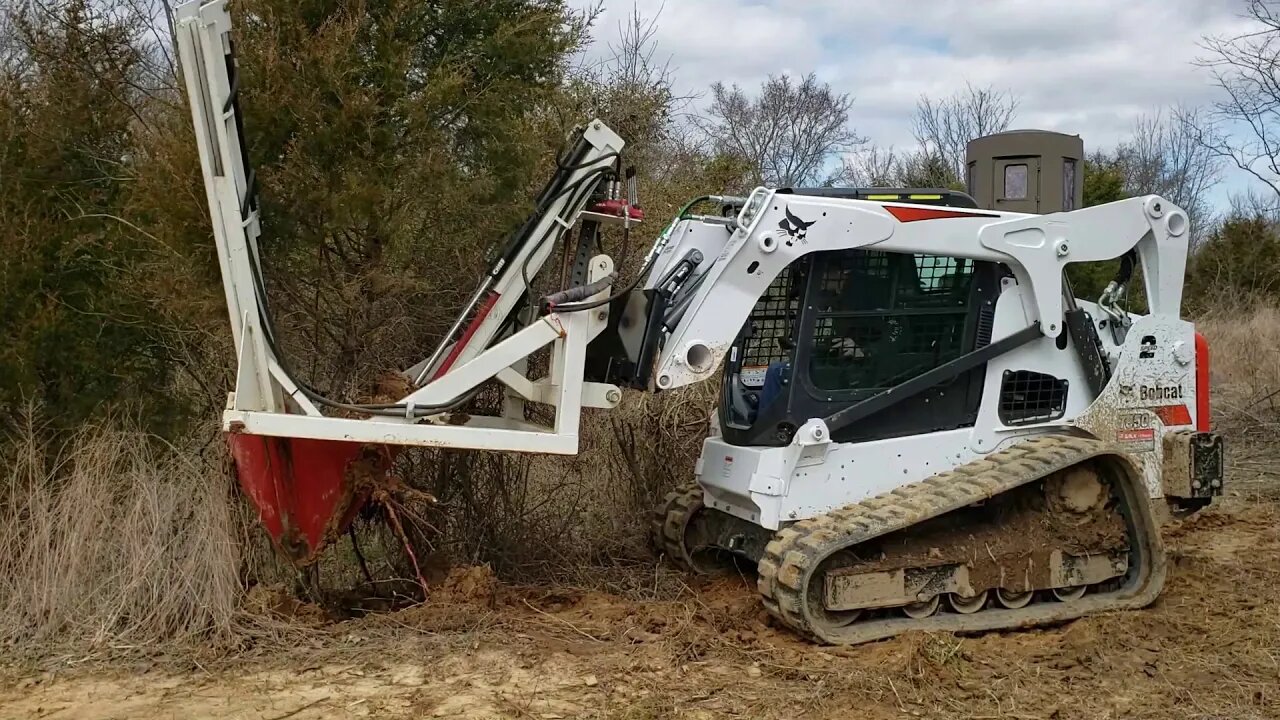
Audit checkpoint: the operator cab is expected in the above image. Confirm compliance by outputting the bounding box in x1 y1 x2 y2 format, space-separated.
720 188 1003 447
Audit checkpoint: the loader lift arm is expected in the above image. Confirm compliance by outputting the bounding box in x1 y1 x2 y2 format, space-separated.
637 187 1189 394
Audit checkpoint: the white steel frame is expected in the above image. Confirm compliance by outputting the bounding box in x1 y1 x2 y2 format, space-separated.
177 0 623 454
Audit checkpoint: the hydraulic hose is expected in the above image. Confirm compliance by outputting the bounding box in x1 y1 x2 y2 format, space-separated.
549 193 715 314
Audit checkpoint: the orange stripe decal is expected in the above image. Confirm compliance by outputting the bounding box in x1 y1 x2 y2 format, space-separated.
1150 404 1193 426
884 206 998 222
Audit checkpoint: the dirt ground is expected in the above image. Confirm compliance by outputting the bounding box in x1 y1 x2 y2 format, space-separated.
2 488 1277 720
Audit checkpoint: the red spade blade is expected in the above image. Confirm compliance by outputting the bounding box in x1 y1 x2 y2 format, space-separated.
226 432 389 565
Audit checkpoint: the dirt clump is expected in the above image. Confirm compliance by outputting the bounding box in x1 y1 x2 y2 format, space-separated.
363 371 416 405
243 584 331 626
432 565 498 604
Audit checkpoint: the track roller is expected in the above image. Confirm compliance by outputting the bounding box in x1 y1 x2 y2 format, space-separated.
995 588 1034 609
903 596 940 618
948 591 988 614
1053 585 1087 602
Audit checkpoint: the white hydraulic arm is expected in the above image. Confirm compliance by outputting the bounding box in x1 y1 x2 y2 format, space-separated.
175 0 281 415
176 0 629 454
404 119 628 387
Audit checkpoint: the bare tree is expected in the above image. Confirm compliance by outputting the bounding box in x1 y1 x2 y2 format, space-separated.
840 144 899 186
699 73 864 187
839 144 963 189
1117 107 1222 239
572 4 679 144
15 0 177 104
1228 186 1280 221
912 82 1019 182
604 5 666 91
121 0 177 84
893 148 958 189
567 2 738 198
1195 1 1280 202
0 4 25 72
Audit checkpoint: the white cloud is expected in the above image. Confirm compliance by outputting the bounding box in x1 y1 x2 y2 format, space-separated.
585 0 820 88
582 0 1262 205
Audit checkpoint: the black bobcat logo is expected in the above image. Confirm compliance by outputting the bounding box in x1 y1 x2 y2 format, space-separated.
778 207 816 247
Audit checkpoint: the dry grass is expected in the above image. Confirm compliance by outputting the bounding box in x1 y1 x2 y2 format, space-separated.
0 374 717 661
390 380 719 590
0 306 1277 718
10 494 1275 718
1196 300 1280 498
1198 301 1280 431
0 412 245 655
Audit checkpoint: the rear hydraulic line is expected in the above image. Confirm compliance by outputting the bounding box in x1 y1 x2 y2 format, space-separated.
624 248 705 389
414 132 610 385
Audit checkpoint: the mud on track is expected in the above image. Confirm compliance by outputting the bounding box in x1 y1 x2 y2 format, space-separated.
1 496 1277 720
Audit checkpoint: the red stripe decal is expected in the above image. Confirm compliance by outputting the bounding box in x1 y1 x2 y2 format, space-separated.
885 206 997 222
1150 404 1193 427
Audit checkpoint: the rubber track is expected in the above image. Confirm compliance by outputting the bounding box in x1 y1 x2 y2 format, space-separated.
756 435 1167 645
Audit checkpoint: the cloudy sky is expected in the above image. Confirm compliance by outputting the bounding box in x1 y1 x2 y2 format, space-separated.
583 0 1260 207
